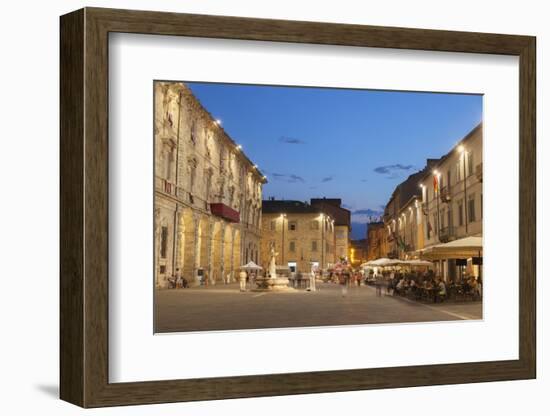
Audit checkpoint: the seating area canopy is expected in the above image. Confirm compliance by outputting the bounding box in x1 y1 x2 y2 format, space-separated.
419 236 483 260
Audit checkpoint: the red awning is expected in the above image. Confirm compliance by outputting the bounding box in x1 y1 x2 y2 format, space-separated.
210 203 240 223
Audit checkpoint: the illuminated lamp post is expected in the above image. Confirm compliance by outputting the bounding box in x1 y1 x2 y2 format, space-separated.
280 213 287 265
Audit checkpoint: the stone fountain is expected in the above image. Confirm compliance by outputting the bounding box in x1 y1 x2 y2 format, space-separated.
253 247 294 292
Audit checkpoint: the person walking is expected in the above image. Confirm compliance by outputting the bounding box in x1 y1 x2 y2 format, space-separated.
238 269 247 292
375 273 383 297
340 272 349 297
308 269 316 292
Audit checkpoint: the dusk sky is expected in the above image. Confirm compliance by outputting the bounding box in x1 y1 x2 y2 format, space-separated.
187 82 482 240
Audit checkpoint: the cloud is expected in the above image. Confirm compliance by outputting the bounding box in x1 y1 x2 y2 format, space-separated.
289 174 305 183
361 179 368 183
279 136 306 145
353 208 383 217
342 203 353 209
271 172 305 183
321 176 334 183
373 164 415 175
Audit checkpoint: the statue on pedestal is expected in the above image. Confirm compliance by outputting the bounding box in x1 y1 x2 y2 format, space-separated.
268 246 279 278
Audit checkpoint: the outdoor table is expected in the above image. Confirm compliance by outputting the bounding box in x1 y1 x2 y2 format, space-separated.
418 287 437 302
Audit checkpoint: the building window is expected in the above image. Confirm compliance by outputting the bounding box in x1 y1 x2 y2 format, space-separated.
289 221 297 231
289 241 296 252
204 170 213 202
160 226 168 259
466 151 474 177
311 220 319 230
447 208 453 228
162 148 173 181
188 158 197 191
311 240 318 252
270 220 276 231
468 194 476 222
457 200 464 226
190 123 197 145
447 170 451 189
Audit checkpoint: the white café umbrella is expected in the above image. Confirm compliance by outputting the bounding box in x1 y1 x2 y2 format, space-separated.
370 258 406 267
240 261 263 270
419 236 483 260
403 259 434 267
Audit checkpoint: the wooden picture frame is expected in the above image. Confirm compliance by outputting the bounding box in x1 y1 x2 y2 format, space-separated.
60 7 536 408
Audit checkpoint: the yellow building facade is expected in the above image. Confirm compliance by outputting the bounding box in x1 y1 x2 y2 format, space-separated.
260 200 336 274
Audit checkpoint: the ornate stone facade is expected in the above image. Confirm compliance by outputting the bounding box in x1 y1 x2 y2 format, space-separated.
154 82 265 287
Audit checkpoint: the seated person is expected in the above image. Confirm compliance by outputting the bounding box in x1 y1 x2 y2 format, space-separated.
434 279 446 302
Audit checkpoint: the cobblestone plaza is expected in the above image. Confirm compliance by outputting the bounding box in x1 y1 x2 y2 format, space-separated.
155 283 482 333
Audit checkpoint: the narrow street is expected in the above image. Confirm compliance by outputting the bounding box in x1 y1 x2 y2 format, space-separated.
155 283 482 332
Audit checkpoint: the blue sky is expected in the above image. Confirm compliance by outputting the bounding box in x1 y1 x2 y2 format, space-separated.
187 82 482 239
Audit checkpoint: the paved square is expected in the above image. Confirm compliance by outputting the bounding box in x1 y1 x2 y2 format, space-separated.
155 283 482 332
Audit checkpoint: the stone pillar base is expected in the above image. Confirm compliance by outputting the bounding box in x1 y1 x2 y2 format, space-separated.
253 277 295 292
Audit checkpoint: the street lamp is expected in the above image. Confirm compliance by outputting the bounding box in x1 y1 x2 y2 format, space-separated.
280 213 287 265
321 214 325 263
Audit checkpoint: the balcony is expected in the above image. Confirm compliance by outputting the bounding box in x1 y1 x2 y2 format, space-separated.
155 176 176 196
210 203 240 223
439 226 456 243
476 163 483 182
440 186 451 203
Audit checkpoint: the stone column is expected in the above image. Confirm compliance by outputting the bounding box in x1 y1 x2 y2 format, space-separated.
192 212 201 285
230 226 237 282
174 210 185 271
220 222 226 284
207 218 215 285
240 227 246 266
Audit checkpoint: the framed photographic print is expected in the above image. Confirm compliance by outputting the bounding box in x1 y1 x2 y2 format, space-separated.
60 7 536 408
